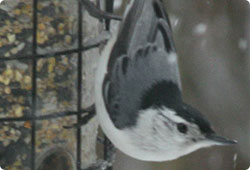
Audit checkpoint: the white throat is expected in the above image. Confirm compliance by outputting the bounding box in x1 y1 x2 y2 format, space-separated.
123 108 215 161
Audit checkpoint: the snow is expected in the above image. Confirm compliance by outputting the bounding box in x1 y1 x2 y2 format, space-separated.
193 23 207 35
233 153 238 169
238 38 248 50
206 1 211 5
168 52 177 64
114 0 122 10
170 15 180 28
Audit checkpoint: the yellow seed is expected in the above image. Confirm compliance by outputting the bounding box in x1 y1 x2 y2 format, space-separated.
0 75 10 85
15 106 23 117
10 48 18 55
4 52 10 57
24 84 32 90
24 76 31 84
10 128 15 134
15 70 23 81
51 124 59 129
13 9 21 15
5 20 10 25
37 4 43 10
18 96 25 103
65 35 72 44
26 4 32 10
62 57 68 65
7 34 16 43
22 153 27 160
4 87 11 94
48 58 56 73
37 32 46 44
3 140 10 147
48 27 56 34
0 75 4 82
13 159 22 166
38 23 46 30
5 67 14 77
58 23 64 31
24 121 31 129
2 38 8 45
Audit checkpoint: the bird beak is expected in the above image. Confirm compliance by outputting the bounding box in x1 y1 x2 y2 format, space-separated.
206 134 237 145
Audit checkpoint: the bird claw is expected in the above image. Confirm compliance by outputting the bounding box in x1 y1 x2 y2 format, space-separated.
63 105 96 129
81 104 96 113
84 30 111 48
82 139 116 170
80 0 122 21
82 160 112 170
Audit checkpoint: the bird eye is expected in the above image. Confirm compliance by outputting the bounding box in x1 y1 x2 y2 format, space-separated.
177 123 188 134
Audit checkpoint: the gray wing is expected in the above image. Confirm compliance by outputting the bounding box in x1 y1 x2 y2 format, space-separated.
103 0 181 129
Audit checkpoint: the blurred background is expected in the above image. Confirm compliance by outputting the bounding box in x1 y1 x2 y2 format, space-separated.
0 0 249 170
113 0 250 170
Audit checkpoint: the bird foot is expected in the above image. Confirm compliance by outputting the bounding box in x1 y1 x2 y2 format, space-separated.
82 159 113 170
80 0 122 21
64 104 96 129
84 30 111 48
82 139 116 170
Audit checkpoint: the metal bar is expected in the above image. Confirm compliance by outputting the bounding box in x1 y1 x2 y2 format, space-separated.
0 43 100 61
31 0 38 169
0 110 83 122
104 1 113 169
77 1 83 169
105 0 114 30
104 136 108 160
104 136 112 170
0 0 107 169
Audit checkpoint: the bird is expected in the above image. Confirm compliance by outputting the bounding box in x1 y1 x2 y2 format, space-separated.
84 0 237 163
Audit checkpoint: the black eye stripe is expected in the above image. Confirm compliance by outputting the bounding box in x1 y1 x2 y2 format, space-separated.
177 123 188 134
158 112 188 133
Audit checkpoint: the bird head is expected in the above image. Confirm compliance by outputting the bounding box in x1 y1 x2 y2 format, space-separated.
133 104 237 161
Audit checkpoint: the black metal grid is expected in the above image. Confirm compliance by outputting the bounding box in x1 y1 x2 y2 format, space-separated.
0 0 113 169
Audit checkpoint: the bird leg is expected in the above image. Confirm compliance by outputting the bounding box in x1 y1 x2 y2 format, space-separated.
64 105 116 170
64 104 96 129
82 137 116 170
83 30 111 48
80 0 122 21
81 0 122 48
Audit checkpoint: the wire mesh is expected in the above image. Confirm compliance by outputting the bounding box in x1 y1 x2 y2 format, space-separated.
0 0 113 169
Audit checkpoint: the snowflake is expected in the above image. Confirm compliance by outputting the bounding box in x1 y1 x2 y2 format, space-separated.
246 0 250 3
247 166 250 170
238 38 248 50
0 166 3 170
193 23 207 35
0 0 3 4
114 0 122 10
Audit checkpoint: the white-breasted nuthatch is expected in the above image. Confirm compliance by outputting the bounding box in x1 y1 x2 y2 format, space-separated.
87 0 237 162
